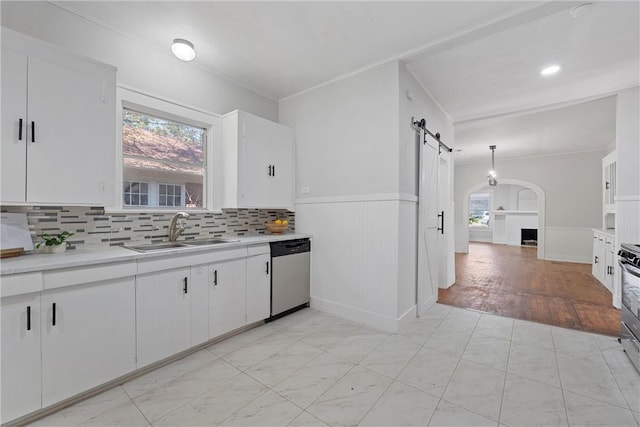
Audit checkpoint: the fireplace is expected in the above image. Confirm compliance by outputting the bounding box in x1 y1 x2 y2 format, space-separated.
521 228 538 246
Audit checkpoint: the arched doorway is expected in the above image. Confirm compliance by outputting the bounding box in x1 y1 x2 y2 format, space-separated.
460 179 546 260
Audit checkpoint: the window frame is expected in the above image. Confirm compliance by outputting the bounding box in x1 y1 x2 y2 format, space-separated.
469 191 493 229
111 86 220 213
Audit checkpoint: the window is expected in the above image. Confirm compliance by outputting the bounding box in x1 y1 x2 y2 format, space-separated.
159 184 183 207
122 108 206 209
469 192 491 228
124 181 149 206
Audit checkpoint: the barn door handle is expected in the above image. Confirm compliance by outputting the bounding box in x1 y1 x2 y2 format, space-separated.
183 277 188 294
438 211 444 234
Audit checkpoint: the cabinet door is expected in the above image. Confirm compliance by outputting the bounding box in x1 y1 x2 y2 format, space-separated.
238 114 272 208
136 268 191 367
605 248 615 293
190 264 209 346
26 55 114 205
41 279 136 406
1 48 28 203
209 259 246 339
246 254 271 324
592 235 605 283
269 125 295 209
1 293 41 423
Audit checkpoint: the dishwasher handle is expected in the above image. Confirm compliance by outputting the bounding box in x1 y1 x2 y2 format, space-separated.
270 239 310 257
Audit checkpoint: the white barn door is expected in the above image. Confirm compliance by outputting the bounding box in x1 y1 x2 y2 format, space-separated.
417 132 440 316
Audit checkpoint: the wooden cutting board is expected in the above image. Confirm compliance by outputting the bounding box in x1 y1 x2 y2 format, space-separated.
1 248 24 259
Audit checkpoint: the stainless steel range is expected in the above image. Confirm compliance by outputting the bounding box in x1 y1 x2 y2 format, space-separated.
619 243 640 372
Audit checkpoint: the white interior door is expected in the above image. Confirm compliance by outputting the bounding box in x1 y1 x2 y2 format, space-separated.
417 132 440 316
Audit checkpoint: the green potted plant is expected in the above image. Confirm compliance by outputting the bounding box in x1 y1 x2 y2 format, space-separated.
36 231 74 254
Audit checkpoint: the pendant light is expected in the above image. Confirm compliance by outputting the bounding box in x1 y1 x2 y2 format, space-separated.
171 38 196 62
488 145 498 186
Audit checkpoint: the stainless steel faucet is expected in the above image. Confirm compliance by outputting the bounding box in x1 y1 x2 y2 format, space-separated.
168 212 190 241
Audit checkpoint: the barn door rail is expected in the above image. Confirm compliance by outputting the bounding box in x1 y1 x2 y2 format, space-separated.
411 117 453 154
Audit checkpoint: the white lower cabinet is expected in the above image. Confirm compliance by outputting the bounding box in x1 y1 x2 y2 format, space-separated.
40 278 136 406
246 251 271 324
136 267 191 368
592 230 616 294
1 293 42 423
209 259 247 339
190 264 209 347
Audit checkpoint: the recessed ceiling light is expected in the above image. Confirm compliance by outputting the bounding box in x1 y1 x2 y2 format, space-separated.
171 38 196 62
540 65 561 76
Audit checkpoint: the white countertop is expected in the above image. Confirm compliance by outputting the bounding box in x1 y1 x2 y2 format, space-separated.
592 228 616 238
1 233 311 276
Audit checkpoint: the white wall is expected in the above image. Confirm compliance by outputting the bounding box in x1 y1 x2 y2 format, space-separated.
280 61 404 331
1 1 277 120
281 60 451 331
615 87 640 247
280 61 399 199
455 151 604 263
398 63 455 305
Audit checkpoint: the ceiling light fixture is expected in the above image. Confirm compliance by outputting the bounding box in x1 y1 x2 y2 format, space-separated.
171 38 196 62
540 64 561 76
570 2 593 18
487 145 498 186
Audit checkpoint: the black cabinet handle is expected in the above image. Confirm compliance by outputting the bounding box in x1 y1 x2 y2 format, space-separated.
266 261 269 275
213 270 218 286
183 277 188 294
27 306 31 331
19 118 23 141
605 181 610 190
595 256 599 264
268 165 272 176
272 165 275 177
52 303 56 326
438 211 444 234
31 121 35 143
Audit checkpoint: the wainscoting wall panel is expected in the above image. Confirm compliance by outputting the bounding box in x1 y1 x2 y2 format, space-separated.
296 197 404 332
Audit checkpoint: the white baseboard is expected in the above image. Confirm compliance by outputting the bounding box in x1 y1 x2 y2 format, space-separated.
544 254 592 264
398 305 417 329
417 295 437 318
310 296 405 333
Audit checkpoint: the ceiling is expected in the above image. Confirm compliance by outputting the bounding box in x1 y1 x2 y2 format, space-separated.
35 1 640 160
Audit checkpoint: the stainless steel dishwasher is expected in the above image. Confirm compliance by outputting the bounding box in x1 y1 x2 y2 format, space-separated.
270 238 311 318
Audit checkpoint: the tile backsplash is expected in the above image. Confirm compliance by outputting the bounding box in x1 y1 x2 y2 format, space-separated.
1 206 295 250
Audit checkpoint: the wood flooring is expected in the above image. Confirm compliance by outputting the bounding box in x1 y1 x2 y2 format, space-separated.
438 242 620 336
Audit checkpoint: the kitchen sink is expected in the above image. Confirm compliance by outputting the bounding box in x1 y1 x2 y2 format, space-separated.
127 242 189 252
184 238 240 246
127 238 240 252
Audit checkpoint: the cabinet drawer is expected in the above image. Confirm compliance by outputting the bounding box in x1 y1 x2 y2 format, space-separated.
43 261 137 290
136 248 247 275
1 272 43 297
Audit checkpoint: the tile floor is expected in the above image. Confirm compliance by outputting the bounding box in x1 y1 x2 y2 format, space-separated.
30 304 640 426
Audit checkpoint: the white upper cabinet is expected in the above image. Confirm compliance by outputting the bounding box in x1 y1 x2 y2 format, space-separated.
1 29 116 206
221 110 295 210
602 151 617 214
